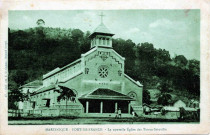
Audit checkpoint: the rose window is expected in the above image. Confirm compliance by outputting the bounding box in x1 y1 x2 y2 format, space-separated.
128 92 137 99
98 66 108 78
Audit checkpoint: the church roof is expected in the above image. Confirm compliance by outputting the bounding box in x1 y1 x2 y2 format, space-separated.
124 74 143 87
94 23 112 33
89 23 114 38
79 88 135 101
43 58 81 80
32 84 56 95
20 80 43 88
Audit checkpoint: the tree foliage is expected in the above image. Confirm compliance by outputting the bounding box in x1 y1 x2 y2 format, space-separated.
157 93 172 106
8 27 200 103
57 85 76 102
143 86 151 104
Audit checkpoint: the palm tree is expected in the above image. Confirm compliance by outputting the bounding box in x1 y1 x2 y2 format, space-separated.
57 85 76 115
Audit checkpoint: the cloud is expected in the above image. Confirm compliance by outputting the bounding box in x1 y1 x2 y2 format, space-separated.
70 11 99 32
148 18 189 40
149 19 173 29
149 18 188 32
127 27 140 34
116 27 141 43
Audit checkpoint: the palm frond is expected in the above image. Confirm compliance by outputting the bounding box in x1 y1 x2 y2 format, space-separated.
57 85 76 102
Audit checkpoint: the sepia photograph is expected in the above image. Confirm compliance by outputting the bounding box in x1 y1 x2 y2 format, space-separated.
8 10 200 125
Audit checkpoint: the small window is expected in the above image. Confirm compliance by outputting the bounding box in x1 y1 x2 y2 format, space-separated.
118 70 122 76
46 99 50 107
85 68 89 74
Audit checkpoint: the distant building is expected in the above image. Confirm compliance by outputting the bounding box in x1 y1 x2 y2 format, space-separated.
188 99 199 108
173 100 187 108
36 19 45 27
20 80 43 94
161 99 199 119
162 106 180 119
20 15 143 117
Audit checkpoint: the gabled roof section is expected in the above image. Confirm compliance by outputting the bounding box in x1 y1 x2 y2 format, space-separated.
43 58 81 80
20 80 43 88
81 47 97 57
32 84 56 95
124 74 143 87
112 49 125 60
89 23 114 38
94 23 112 34
79 88 135 101
170 99 187 105
59 72 83 83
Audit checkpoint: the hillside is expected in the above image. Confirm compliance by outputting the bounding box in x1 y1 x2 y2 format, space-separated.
8 27 200 106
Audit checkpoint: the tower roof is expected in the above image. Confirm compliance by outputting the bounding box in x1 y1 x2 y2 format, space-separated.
89 23 114 38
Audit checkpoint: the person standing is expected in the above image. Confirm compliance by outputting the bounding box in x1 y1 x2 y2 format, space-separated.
115 108 118 119
132 111 135 117
118 108 122 118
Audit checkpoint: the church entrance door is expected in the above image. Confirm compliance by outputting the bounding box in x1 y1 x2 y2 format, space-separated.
82 100 129 114
103 100 115 113
89 100 100 113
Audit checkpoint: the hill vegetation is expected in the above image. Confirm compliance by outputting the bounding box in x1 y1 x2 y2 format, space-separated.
8 26 200 108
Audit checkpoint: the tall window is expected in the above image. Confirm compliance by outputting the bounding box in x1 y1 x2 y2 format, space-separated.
85 68 89 74
107 39 110 45
94 38 96 45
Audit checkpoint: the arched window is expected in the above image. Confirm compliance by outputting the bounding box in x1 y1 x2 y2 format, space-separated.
127 92 137 100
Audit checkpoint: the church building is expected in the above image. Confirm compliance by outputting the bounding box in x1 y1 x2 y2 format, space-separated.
21 15 143 117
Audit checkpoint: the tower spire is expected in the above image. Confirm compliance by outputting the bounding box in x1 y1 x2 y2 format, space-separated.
99 12 105 24
89 12 114 49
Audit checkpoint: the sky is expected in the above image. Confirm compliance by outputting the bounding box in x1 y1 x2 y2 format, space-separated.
9 10 200 60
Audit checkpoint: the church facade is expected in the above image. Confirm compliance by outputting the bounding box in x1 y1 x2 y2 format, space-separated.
21 21 143 117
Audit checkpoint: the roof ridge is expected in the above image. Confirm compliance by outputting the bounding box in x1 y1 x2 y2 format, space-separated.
92 23 113 35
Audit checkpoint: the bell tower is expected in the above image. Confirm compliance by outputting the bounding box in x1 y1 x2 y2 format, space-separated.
89 12 114 48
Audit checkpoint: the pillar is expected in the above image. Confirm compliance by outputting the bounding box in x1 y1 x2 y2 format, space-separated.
110 39 112 47
91 40 93 47
96 38 99 45
107 38 110 46
86 101 89 113
102 38 105 45
100 101 103 113
99 38 101 45
128 102 131 114
115 102 118 111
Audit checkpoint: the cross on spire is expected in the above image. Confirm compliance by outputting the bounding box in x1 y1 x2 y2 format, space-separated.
99 12 105 23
